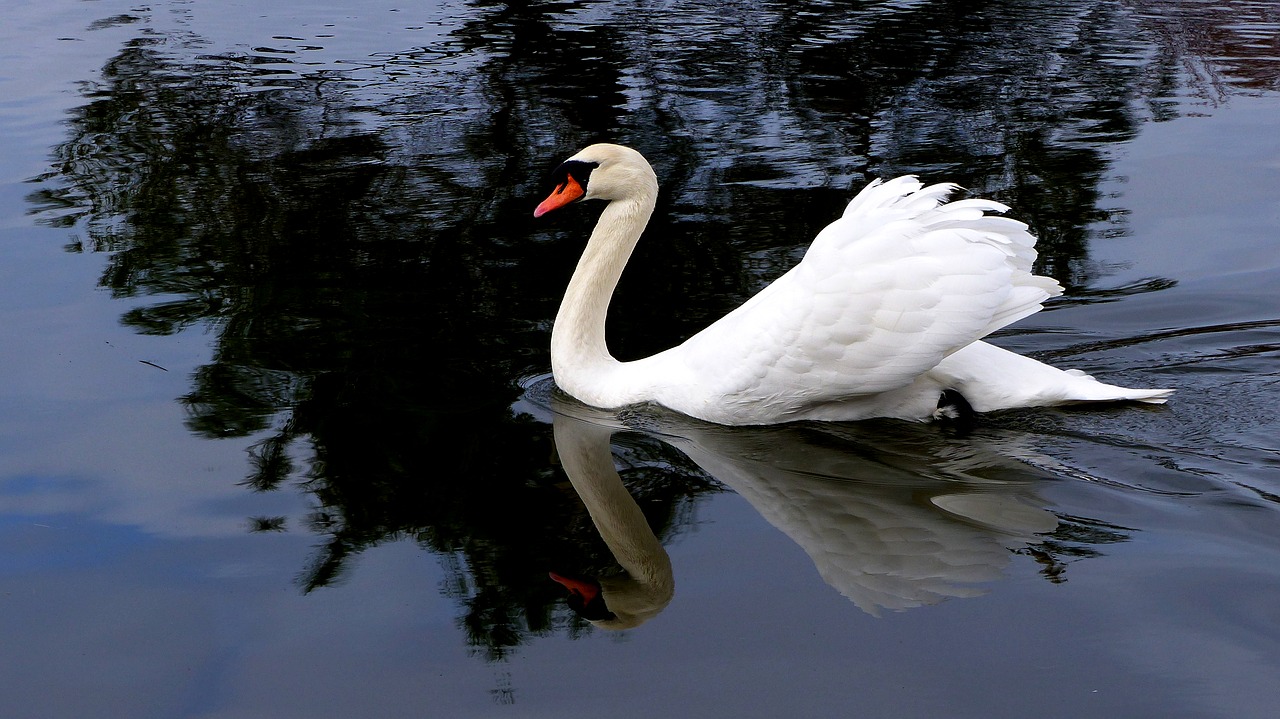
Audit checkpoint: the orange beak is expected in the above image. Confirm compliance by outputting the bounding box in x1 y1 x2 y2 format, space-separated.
549 572 601 604
534 174 585 217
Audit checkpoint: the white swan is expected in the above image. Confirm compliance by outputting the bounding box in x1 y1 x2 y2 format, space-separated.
535 143 1172 425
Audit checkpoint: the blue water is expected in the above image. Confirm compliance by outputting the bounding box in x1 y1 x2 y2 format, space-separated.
2 1 1280 717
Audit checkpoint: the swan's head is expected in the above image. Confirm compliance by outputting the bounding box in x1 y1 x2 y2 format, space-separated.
550 570 670 631
534 143 657 218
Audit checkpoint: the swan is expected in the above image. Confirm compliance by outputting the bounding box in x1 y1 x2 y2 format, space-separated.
534 143 1172 425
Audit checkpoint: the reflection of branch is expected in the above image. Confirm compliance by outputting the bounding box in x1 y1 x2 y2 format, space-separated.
248 516 287 533
1128 0 1280 99
298 533 352 593
243 420 297 492
1018 512 1134 583
1038 317 1280 363
1047 276 1179 306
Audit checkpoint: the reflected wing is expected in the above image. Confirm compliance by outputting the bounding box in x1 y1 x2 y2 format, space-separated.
674 177 1062 408
731 471 1043 615
659 422 1058 616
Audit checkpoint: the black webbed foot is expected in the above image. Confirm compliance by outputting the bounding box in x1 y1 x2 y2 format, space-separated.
934 389 977 435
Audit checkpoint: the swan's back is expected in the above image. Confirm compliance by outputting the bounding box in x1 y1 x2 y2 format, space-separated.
643 178 1064 423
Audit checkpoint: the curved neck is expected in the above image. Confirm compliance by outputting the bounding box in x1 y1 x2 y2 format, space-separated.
551 187 656 405
552 414 673 628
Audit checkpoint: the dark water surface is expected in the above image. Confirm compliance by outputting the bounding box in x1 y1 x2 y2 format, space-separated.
3 1 1280 716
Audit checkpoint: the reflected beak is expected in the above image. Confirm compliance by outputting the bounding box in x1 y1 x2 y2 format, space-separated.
549 571 616 622
549 571 601 604
534 175 585 217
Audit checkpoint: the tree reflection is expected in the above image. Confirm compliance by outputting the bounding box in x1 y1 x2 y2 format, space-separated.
26 0 1271 661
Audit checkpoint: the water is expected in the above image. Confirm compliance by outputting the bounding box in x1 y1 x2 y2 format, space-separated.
2 0 1279 716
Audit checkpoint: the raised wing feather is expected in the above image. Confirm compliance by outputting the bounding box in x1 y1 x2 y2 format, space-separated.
669 177 1063 415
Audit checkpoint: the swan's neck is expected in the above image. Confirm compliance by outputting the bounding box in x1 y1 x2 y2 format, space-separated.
552 189 656 406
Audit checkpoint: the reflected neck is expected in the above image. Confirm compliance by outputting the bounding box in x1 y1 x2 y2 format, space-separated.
552 414 674 627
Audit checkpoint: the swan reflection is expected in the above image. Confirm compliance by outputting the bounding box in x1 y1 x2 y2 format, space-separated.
540 389 1059 624
551 413 675 630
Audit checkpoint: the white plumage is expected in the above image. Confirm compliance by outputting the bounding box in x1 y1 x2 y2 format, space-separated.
536 144 1172 425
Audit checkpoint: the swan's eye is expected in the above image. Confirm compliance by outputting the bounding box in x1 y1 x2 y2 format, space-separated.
558 159 599 190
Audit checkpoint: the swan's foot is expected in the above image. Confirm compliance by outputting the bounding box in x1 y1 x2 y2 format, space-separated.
933 389 976 433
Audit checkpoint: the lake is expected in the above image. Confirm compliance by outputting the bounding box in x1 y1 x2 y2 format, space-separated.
2 1 1279 717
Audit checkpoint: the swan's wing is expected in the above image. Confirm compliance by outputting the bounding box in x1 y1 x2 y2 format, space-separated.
672 177 1062 410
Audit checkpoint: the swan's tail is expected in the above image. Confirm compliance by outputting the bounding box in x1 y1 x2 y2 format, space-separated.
936 341 1173 412
1059 368 1173 404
